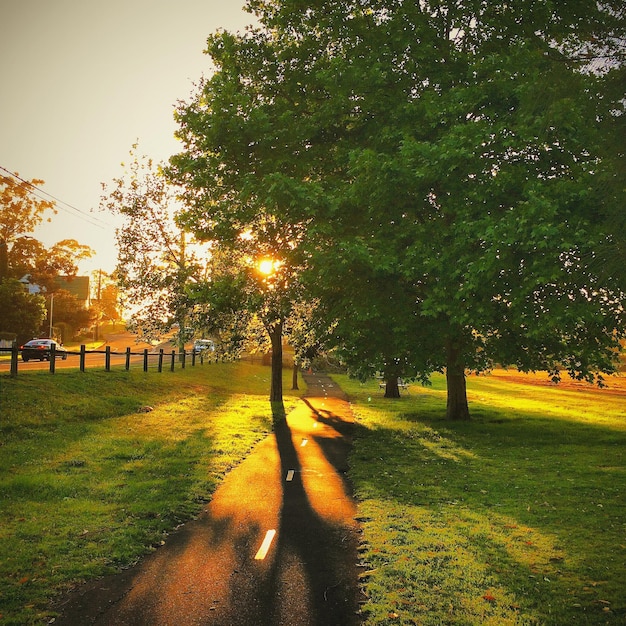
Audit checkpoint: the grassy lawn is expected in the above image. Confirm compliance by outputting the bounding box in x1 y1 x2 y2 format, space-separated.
0 362 301 625
338 371 626 625
2 361 624 625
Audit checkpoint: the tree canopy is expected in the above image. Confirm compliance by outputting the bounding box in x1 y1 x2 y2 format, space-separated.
101 146 211 349
169 0 625 417
0 172 92 287
0 279 46 345
1 171 94 342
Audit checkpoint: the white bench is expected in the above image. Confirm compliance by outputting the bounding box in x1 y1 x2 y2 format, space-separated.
378 379 409 390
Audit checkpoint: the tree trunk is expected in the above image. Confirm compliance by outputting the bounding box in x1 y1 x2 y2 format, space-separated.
269 321 283 403
383 362 402 398
384 377 401 398
445 340 470 420
292 362 299 390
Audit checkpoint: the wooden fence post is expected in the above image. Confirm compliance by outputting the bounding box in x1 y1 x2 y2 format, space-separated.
143 349 149 372
105 346 111 371
170 350 176 372
49 344 56 374
80 345 86 372
125 347 131 370
158 349 164 372
10 342 18 377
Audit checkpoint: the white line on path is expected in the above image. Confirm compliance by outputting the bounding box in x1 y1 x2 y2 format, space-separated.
254 530 276 560
301 438 308 447
286 469 295 482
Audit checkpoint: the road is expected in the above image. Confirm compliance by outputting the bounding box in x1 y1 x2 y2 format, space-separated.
0 333 179 373
53 372 363 626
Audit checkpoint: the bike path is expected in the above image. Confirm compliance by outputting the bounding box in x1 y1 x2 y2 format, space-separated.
54 372 363 625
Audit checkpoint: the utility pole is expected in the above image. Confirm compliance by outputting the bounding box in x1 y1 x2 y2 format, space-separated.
94 269 102 341
48 293 54 339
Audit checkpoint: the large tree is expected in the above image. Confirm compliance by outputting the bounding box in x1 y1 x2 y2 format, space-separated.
171 0 625 418
168 30 315 403
0 171 54 282
174 210 308 404
0 279 46 345
101 146 210 350
0 172 92 286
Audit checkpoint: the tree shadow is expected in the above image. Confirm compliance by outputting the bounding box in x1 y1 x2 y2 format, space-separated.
270 400 287 424
53 395 362 626
260 415 362 626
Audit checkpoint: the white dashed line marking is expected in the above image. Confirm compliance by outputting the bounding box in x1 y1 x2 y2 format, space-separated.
286 470 295 482
254 530 276 560
301 438 308 447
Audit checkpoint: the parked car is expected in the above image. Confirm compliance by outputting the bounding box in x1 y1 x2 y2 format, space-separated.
20 339 68 361
192 339 215 354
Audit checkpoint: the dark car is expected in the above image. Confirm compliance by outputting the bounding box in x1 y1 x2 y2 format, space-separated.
20 339 68 362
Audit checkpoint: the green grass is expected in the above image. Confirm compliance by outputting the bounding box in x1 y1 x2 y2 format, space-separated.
337 372 626 626
0 362 301 625
2 363 624 625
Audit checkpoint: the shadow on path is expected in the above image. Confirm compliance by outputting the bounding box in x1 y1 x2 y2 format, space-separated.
53 372 362 625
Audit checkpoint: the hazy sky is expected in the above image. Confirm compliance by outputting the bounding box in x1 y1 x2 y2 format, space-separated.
1 0 256 275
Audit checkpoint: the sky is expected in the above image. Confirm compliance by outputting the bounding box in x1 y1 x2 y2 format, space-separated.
1 0 256 276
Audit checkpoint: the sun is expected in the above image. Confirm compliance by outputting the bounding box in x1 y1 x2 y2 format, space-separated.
258 259 276 275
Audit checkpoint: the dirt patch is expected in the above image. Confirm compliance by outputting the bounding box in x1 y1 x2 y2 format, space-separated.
485 369 626 396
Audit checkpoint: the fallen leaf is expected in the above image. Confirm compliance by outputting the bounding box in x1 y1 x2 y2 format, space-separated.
483 593 497 603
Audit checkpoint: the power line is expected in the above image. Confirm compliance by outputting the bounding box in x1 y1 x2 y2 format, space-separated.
0 165 113 230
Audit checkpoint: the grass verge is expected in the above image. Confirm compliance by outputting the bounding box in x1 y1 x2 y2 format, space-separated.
0 362 301 625
337 371 626 626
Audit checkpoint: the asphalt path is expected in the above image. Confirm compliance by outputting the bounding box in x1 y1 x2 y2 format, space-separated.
53 372 364 625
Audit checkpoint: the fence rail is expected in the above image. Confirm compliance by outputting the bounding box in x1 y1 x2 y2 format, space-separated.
0 344 214 377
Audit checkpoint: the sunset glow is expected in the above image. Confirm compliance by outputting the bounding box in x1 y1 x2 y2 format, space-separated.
258 259 277 275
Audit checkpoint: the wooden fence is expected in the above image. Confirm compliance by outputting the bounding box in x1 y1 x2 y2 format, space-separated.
0 344 214 377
